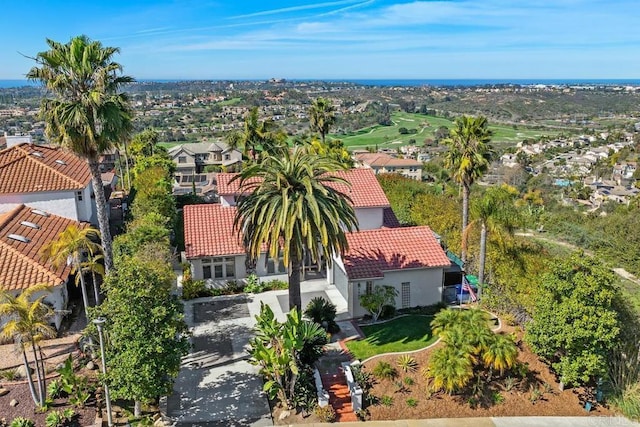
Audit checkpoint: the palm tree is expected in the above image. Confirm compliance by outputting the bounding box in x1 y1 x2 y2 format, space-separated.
40 225 102 321
79 253 105 305
309 97 336 144
27 35 134 273
443 115 493 264
227 107 287 161
482 334 518 376
463 185 519 297
233 146 359 310
425 345 474 394
0 284 56 407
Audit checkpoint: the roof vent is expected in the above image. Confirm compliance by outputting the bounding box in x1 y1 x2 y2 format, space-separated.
31 209 50 217
8 234 31 243
20 221 40 229
31 151 44 158
55 159 67 165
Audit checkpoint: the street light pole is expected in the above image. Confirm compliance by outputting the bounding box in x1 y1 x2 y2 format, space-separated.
93 317 113 427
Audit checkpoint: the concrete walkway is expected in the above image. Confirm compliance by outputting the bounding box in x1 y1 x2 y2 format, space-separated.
289 416 639 427
166 280 349 426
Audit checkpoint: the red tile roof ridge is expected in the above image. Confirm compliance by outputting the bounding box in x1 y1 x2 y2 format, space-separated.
0 204 23 230
13 144 88 188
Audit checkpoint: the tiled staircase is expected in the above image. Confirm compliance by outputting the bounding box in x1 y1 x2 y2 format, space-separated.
321 371 357 422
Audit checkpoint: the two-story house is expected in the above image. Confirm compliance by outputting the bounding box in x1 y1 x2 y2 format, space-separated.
0 143 97 224
0 204 89 330
183 168 452 318
353 152 423 181
169 141 242 176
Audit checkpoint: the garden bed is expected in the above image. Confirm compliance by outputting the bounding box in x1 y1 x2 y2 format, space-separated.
359 325 613 420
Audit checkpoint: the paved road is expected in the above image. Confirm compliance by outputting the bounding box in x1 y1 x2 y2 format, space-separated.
166 295 272 427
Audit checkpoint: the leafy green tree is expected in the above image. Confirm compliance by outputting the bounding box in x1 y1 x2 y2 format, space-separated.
40 225 102 321
96 255 189 416
525 254 621 387
463 185 520 294
443 115 493 264
248 303 327 409
309 97 336 144
113 213 171 262
0 284 56 406
233 146 358 310
301 137 352 168
27 35 134 273
359 285 398 322
131 166 176 224
129 128 162 158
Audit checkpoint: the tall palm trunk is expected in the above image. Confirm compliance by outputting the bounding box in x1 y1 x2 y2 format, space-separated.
31 342 44 406
76 257 91 321
461 182 470 265
134 400 142 417
92 269 101 305
478 221 488 301
88 159 114 273
21 349 39 405
288 251 302 311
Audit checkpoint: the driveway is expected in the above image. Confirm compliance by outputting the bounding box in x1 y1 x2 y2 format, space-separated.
166 295 272 427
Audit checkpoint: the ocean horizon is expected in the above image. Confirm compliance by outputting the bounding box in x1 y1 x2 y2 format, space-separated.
2 78 640 89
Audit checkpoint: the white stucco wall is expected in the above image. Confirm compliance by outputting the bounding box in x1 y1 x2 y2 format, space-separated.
0 191 80 221
354 207 384 230
189 253 289 287
0 285 67 333
348 267 444 318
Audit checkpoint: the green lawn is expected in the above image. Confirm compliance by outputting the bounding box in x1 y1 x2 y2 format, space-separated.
346 315 436 361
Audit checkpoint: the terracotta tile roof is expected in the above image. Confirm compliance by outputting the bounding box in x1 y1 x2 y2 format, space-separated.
355 152 423 168
183 204 244 259
0 204 87 291
0 143 91 194
217 169 390 208
342 226 450 280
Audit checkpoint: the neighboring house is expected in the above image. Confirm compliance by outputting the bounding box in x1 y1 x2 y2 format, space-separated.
353 152 423 181
173 172 217 202
0 204 88 330
0 133 32 149
216 169 394 230
168 141 242 176
98 148 119 173
184 168 452 318
329 226 451 318
0 143 97 224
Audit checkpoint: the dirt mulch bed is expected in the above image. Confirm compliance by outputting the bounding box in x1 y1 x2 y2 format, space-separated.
361 325 613 420
0 382 98 427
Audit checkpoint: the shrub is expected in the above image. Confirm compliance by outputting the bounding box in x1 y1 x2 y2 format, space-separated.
45 412 64 427
529 385 543 403
492 391 505 404
244 274 264 293
406 397 418 407
380 304 396 320
380 395 394 406
372 361 397 380
224 280 243 294
264 279 288 290
612 382 640 421
47 379 65 398
502 376 516 392
313 405 336 423
403 376 414 386
0 368 18 381
304 297 337 328
10 419 34 427
182 278 207 300
397 355 418 373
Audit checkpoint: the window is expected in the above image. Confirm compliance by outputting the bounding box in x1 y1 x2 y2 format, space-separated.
365 281 373 295
267 257 286 274
76 191 83 201
401 282 411 308
178 156 187 163
204 257 235 279
224 154 231 160
203 265 212 279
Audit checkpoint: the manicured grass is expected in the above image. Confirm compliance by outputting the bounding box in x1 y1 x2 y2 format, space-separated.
346 315 436 361
335 112 565 149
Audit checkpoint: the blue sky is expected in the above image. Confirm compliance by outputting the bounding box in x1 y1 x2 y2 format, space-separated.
2 0 638 80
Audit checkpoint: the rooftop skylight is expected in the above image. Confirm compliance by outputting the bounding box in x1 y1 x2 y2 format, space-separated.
7 234 30 243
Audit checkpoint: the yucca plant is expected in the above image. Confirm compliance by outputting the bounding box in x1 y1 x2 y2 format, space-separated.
397 355 418 373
